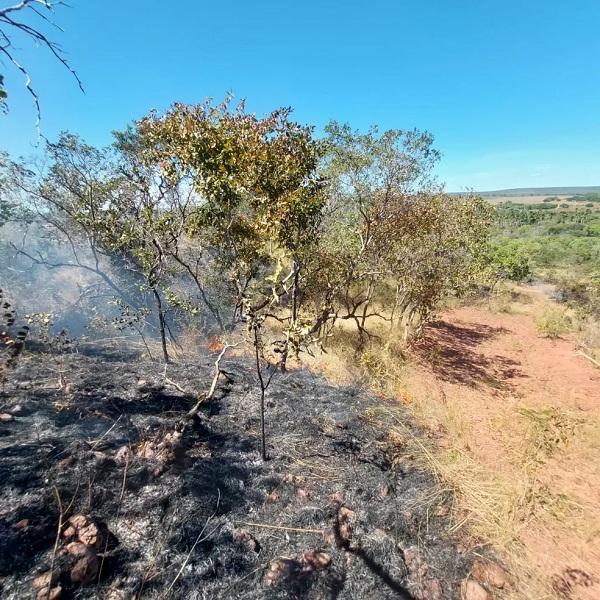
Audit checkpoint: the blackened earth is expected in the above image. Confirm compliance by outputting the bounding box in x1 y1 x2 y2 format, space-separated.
1 345 481 599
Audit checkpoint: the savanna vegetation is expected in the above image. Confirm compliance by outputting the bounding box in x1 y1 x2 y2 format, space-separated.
2 4 599 600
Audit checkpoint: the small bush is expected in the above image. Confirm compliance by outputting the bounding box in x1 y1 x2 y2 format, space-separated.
535 308 572 338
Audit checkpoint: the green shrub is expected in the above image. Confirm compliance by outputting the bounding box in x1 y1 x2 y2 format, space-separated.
535 308 572 338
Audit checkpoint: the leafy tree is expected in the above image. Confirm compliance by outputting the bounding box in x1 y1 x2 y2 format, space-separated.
482 241 532 289
308 122 491 344
137 98 327 456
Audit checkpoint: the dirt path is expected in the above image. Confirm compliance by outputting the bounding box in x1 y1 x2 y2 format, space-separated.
404 288 600 600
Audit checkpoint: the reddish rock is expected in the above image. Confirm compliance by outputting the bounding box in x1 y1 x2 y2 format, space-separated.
302 550 331 571
403 546 428 580
337 506 356 544
32 571 58 590
263 558 299 586
77 521 102 549
472 559 513 589
70 553 99 584
421 578 443 600
62 526 76 539
68 514 89 530
14 519 30 529
37 586 62 600
65 542 90 557
461 579 492 600
233 529 260 553
0 413 14 423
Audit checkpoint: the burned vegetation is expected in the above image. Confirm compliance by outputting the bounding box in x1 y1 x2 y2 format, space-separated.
0 98 500 598
1 344 482 600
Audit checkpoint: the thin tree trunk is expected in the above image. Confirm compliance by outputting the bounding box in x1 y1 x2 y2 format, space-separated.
253 326 268 461
152 287 170 363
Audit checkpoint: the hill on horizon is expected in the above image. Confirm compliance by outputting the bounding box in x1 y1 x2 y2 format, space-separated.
452 186 600 197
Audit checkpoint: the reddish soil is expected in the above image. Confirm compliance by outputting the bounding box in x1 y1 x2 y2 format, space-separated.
414 306 600 413
407 295 600 600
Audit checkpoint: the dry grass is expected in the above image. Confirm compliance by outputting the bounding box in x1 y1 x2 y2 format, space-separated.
303 287 600 599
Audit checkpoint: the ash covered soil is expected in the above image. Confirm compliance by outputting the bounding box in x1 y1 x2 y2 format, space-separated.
0 345 482 599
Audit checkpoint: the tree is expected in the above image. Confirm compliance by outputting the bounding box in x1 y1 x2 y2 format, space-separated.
0 0 82 121
137 97 327 457
306 122 492 344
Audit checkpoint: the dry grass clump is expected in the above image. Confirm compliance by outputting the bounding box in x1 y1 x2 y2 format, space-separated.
535 307 574 338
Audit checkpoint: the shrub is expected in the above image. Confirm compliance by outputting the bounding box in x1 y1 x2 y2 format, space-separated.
535 308 572 338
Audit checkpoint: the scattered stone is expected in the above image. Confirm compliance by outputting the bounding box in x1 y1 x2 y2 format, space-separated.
233 529 261 553
472 559 513 589
114 446 131 465
461 579 492 600
36 586 62 600
0 413 14 423
62 526 76 539
70 552 99 584
32 571 58 590
14 519 30 529
337 506 356 544
9 404 23 415
266 490 281 503
402 546 428 580
301 550 331 571
297 488 311 500
420 578 443 600
263 558 299 586
65 542 90 557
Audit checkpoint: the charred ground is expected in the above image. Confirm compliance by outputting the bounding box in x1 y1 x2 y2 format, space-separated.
1 344 483 599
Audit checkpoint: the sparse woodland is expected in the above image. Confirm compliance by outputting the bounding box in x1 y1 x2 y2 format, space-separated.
2 3 600 600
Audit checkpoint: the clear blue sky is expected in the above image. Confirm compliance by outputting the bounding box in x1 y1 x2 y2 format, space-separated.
1 0 599 191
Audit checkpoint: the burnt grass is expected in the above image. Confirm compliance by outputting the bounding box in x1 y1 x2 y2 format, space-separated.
1 344 479 599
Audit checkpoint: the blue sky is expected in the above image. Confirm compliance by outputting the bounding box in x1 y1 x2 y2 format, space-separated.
1 0 599 191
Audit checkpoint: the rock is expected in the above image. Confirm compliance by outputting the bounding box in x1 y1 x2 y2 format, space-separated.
472 559 513 589
9 404 23 415
57 456 76 469
114 446 131 465
263 558 299 586
65 542 90 557
32 571 58 590
379 482 392 497
37 586 62 600
302 550 331 571
68 514 89 530
266 490 280 503
402 546 428 579
78 521 103 549
62 526 76 539
70 552 99 584
421 578 443 600
67 514 103 549
233 529 260 553
297 488 311 500
461 579 492 600
0 413 14 423
14 518 30 529
337 506 356 544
